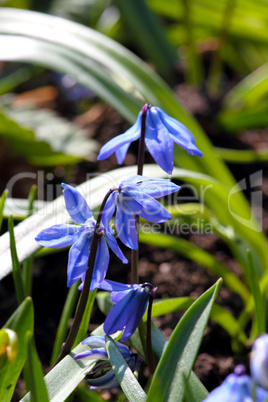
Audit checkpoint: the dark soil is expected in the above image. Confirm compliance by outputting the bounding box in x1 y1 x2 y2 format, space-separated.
0 67 268 400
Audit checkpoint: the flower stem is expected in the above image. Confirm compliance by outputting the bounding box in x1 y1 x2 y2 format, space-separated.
131 104 150 285
137 103 150 176
146 291 156 376
53 188 116 366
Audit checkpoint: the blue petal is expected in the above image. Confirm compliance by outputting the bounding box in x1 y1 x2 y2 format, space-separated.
74 348 108 361
105 229 128 264
90 236 110 291
145 108 174 174
35 224 80 248
67 230 92 287
121 190 172 222
115 200 138 250
62 183 94 225
104 287 149 341
88 369 119 390
82 336 106 347
97 279 133 292
155 107 203 157
120 288 149 341
137 179 181 198
115 142 131 164
102 192 116 229
120 175 147 188
97 112 141 161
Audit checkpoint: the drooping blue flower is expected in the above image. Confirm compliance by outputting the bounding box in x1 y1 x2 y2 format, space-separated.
97 280 156 342
35 183 127 290
74 336 140 389
250 334 268 390
97 105 202 174
102 175 180 250
202 365 268 402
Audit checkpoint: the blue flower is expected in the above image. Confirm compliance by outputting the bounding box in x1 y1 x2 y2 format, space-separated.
202 365 268 402
97 280 155 342
250 334 268 390
35 183 127 290
102 175 180 250
97 106 202 174
74 336 139 389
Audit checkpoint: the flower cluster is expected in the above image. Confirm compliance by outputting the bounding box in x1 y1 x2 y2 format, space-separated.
36 104 201 389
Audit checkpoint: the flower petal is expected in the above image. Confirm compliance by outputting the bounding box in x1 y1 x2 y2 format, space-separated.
104 286 149 342
137 179 180 198
121 190 172 222
155 107 203 157
62 183 94 225
74 348 108 361
115 201 138 250
105 229 128 264
82 336 106 348
102 192 116 229
97 279 133 292
120 287 149 342
145 108 174 174
97 112 141 161
67 230 92 287
88 368 119 390
115 142 131 164
90 236 110 291
35 224 80 248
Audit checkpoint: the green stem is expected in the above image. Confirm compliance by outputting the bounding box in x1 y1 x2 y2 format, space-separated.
131 104 149 285
146 293 156 375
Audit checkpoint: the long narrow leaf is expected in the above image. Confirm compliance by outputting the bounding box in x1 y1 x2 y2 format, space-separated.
147 279 222 401
26 332 49 402
73 289 97 348
245 249 266 335
8 216 26 304
105 335 147 402
50 283 79 366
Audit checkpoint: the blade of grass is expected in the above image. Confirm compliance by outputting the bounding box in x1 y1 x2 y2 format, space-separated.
245 249 266 336
50 282 79 366
8 216 26 304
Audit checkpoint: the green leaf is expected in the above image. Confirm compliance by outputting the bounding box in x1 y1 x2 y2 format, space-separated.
0 297 34 402
21 341 96 402
215 147 268 163
185 371 209 402
25 332 49 402
245 249 266 335
50 283 79 366
223 62 268 109
147 279 222 402
8 216 26 304
105 335 147 402
114 0 177 79
0 99 97 166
